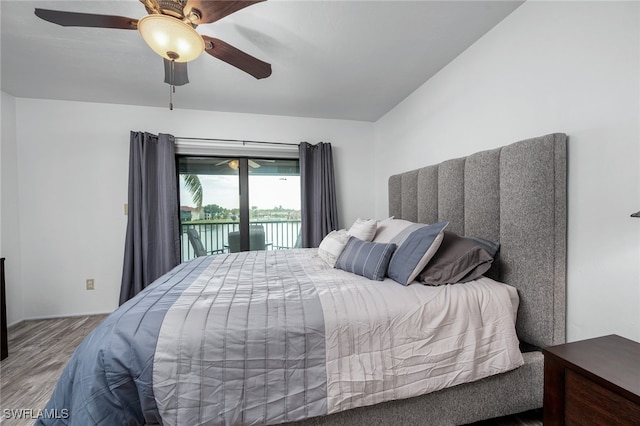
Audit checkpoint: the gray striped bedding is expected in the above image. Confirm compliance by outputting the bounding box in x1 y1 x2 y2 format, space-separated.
38 248 523 425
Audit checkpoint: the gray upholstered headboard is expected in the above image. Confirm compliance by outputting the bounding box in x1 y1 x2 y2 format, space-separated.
388 133 567 349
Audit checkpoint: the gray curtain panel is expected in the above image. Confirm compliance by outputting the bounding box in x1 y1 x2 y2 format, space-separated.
299 142 339 248
119 132 181 305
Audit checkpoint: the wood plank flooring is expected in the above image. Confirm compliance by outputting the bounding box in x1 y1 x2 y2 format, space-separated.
0 315 107 425
0 315 541 426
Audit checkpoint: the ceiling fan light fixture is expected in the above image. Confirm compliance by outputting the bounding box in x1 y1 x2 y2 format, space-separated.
138 14 204 62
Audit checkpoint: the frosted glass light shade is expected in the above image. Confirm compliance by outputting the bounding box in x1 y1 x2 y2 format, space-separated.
138 15 204 63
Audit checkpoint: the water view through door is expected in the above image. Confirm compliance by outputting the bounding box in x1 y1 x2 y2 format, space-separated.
178 156 301 262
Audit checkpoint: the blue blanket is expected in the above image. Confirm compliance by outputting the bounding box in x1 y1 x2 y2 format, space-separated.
37 251 327 425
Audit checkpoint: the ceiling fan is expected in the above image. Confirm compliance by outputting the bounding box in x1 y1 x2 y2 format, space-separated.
216 159 275 169
34 0 272 104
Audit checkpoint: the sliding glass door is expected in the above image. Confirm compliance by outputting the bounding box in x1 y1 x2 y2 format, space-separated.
178 156 300 261
248 159 301 250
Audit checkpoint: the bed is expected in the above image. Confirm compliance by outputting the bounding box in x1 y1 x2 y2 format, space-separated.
37 133 566 426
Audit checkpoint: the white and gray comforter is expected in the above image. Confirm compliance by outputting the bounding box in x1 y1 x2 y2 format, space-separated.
38 249 523 425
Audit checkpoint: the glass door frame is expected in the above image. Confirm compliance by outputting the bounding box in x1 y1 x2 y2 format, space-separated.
177 155 300 257
237 158 251 251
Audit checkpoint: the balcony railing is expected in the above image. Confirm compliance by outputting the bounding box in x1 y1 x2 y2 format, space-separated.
180 220 302 262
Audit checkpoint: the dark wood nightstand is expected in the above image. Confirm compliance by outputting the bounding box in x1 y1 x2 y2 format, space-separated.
1 257 7 360
543 334 640 425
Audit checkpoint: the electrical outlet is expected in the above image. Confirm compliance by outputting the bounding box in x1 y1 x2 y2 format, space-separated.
124 203 128 215
86 279 95 290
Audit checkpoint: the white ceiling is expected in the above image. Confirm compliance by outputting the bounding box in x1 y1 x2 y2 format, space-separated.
1 1 523 122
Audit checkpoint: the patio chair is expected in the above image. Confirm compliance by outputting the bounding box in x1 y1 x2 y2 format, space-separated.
275 231 302 250
187 228 223 257
227 225 272 253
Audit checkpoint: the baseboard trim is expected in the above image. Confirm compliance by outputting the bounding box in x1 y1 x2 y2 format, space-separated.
8 311 112 328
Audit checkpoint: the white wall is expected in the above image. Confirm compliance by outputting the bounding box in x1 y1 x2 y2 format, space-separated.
374 1 640 342
13 99 374 319
1 91 24 325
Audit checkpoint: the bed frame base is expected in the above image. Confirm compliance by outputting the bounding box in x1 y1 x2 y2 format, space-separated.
293 352 542 425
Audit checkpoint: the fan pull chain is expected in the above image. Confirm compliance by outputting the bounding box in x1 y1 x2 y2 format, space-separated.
169 58 175 110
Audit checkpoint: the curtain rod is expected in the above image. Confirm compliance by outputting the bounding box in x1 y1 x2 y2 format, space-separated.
175 136 299 147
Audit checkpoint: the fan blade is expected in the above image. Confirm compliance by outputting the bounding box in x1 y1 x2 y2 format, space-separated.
248 160 261 169
34 9 138 30
164 59 189 86
184 0 264 25
202 36 272 79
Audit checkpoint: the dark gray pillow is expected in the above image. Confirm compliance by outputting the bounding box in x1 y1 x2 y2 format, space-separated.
334 237 397 281
418 231 500 285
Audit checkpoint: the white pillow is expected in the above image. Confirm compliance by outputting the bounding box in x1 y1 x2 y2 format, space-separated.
347 218 377 241
317 229 350 267
373 218 415 243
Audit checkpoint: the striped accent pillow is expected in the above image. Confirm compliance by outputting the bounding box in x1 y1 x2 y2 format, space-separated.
334 237 397 281
387 221 449 285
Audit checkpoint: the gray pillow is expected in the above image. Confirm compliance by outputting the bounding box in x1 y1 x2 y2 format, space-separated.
387 221 449 286
419 231 500 285
335 237 397 281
